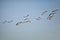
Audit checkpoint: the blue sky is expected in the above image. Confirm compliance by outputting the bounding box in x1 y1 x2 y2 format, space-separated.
0 0 60 40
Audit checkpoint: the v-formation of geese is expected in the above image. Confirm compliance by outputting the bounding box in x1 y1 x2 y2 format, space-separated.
0 9 59 26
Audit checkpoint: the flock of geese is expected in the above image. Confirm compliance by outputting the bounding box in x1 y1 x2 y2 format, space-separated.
0 9 59 26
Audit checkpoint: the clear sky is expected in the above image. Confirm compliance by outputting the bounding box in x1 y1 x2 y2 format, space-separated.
0 0 60 40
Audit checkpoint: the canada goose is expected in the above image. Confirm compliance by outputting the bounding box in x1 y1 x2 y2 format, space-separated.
23 14 29 18
7 20 13 23
23 18 31 23
52 9 59 12
47 12 56 20
35 17 41 20
16 21 22 26
41 11 47 15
